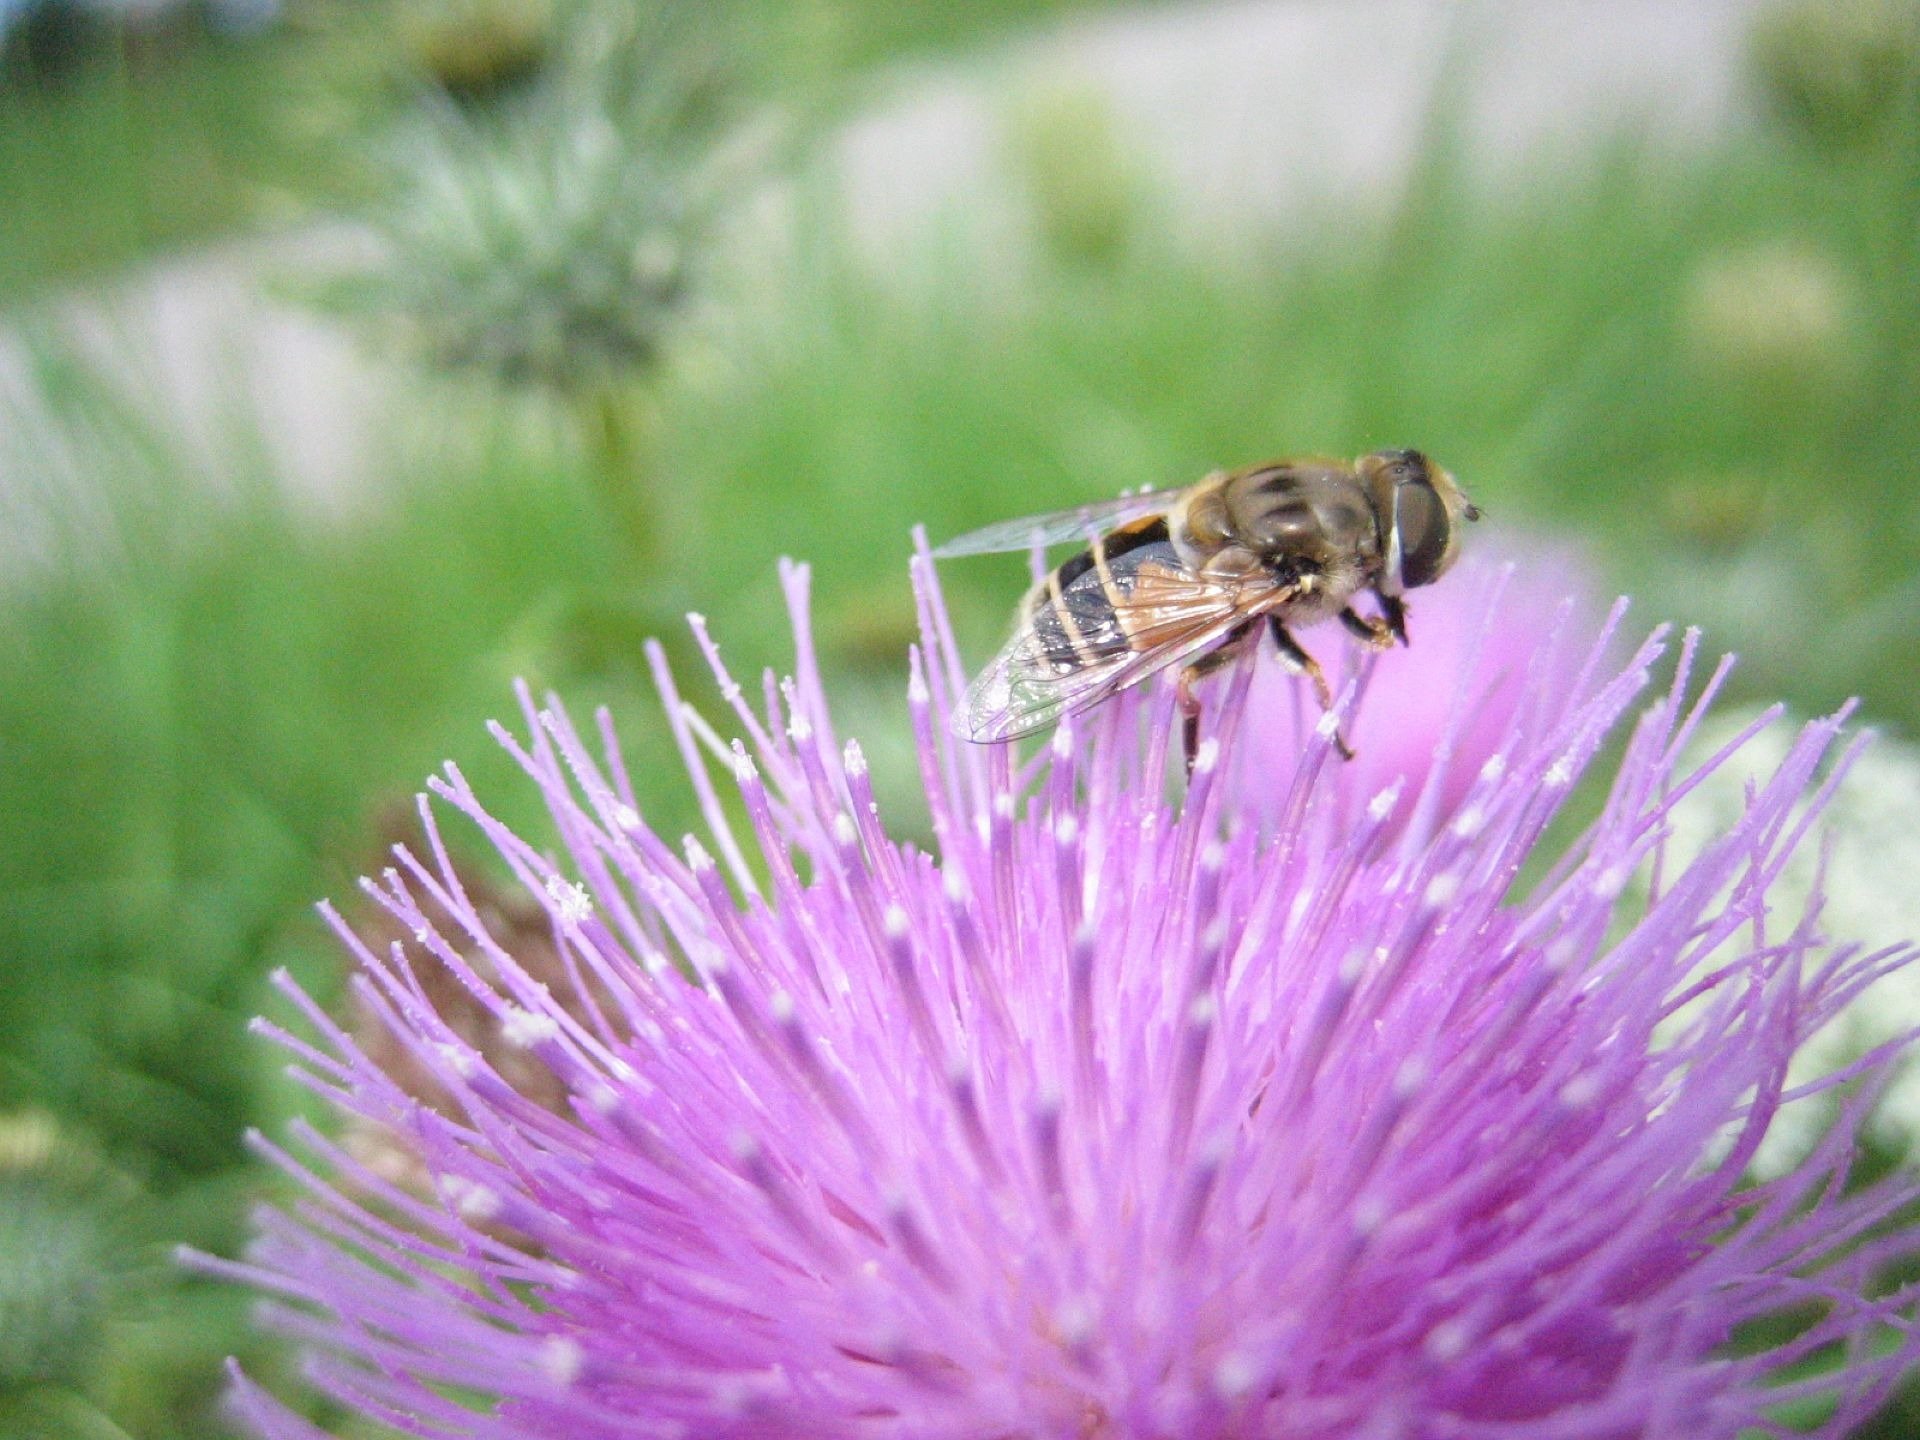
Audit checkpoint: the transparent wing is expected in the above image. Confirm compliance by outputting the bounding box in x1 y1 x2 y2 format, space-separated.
956 544 1294 743
931 488 1187 559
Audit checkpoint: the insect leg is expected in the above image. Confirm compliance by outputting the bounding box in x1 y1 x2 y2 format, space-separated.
1338 606 1396 651
1177 622 1256 778
1378 593 1408 646
1268 617 1355 761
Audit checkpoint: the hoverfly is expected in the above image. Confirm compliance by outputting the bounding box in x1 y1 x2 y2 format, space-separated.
935 450 1480 773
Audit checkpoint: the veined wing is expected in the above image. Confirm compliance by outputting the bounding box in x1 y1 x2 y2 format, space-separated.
931 488 1188 559
956 539 1294 743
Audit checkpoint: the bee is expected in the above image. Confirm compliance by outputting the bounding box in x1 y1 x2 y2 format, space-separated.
935 449 1481 773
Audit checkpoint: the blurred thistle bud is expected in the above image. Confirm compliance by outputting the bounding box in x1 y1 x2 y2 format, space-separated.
396 0 556 100
1749 0 1919 150
362 98 698 394
1681 242 1856 400
346 0 778 393
336 0 780 559
0 1114 121 1394
1004 77 1144 267
554 0 767 148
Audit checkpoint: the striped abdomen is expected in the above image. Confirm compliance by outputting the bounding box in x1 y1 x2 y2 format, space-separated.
1022 515 1177 672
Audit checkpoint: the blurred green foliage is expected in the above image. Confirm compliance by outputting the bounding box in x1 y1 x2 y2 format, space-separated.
0 0 1918 1434
0 0 1168 304
0 33 312 302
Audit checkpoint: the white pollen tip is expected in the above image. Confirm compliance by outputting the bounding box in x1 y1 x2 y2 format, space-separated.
685 611 706 627
1559 1074 1601 1108
942 867 969 904
1054 1298 1096 1346
1368 784 1402 822
992 793 1016 821
907 670 930 705
436 1042 479 1079
1451 805 1486 839
727 1131 759 1165
1201 916 1229 953
1423 873 1460 908
769 990 796 1023
501 1007 560 1049
1544 757 1575 789
833 813 859 847
1188 994 1218 1028
1337 950 1367 986
612 803 642 831
1424 1320 1469 1363
883 905 912 940
1480 754 1508 784
641 949 671 977
1314 711 1342 740
537 1335 584 1386
1053 814 1080 847
1201 840 1226 874
787 711 814 743
683 836 715 873
1591 865 1628 899
1394 1059 1430 1098
411 925 432 945
1051 725 1074 759
732 747 758 785
1193 737 1221 774
445 1177 501 1222
843 739 868 777
1213 1352 1260 1400
586 1084 620 1114
1352 1195 1388 1235
544 875 594 923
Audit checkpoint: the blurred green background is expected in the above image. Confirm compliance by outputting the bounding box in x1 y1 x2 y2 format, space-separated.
1 0 1918 1434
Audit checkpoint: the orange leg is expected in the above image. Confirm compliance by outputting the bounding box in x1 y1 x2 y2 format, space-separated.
1268 617 1355 761
1177 622 1256 778
1339 606 1396 651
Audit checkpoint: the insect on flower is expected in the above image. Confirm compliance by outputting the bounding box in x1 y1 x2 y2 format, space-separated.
937 449 1480 772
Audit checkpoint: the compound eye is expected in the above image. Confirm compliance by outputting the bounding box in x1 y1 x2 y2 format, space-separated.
1395 480 1454 588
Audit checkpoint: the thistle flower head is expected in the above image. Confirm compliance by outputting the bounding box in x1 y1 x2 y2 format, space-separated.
359 99 696 392
194 543 1920 1438
347 0 766 396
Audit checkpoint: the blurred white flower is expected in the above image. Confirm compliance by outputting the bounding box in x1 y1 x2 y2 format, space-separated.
1682 242 1856 397
1666 711 1920 1168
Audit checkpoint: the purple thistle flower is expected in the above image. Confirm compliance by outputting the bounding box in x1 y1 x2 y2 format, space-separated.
188 542 1920 1439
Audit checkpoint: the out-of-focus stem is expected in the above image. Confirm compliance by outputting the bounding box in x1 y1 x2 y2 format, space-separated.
580 384 656 564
